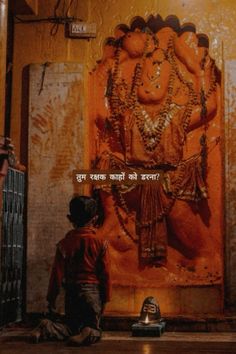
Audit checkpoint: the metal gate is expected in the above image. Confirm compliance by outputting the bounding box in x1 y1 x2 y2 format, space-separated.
0 168 25 326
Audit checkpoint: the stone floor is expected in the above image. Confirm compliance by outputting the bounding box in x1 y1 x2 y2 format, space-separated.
1 329 236 354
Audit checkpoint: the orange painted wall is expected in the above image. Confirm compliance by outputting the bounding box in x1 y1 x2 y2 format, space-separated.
12 0 236 156
10 0 236 315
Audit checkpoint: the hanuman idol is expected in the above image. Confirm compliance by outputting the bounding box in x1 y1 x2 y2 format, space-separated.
89 16 221 275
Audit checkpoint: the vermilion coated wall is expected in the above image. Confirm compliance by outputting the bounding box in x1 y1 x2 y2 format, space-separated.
10 0 236 315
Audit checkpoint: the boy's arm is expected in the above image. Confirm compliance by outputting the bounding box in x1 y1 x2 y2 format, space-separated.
99 240 111 306
46 244 65 310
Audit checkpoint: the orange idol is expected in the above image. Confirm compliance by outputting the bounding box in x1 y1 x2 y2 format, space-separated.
89 15 222 288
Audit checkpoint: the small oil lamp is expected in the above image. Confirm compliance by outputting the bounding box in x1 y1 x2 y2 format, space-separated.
132 296 166 337
139 296 161 324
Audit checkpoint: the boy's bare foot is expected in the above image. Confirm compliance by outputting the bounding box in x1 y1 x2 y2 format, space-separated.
67 327 92 346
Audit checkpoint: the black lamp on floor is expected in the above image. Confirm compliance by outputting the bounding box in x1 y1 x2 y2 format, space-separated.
132 296 166 337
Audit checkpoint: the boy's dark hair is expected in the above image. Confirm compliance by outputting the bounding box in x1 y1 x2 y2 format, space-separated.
68 196 98 227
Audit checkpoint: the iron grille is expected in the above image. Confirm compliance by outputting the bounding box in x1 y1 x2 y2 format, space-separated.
0 168 25 326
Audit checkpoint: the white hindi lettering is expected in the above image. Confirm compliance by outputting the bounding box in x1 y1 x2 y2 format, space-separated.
140 173 160 181
109 172 125 181
76 174 87 183
128 171 138 180
89 174 107 181
99 174 107 181
149 173 160 181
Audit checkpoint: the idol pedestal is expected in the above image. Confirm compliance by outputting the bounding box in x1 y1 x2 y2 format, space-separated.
132 321 166 337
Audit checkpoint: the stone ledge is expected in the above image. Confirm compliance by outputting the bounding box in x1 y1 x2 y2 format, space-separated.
9 313 236 332
101 315 236 332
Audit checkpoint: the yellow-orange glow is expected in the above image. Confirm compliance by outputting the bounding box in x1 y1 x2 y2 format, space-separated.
144 313 149 324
